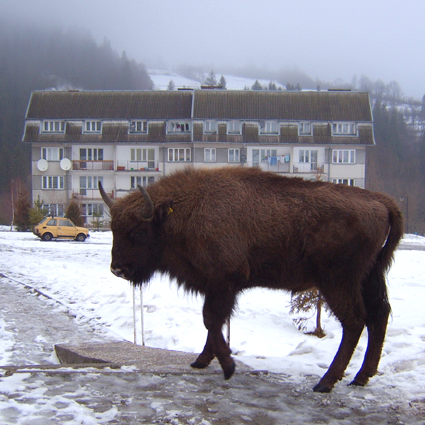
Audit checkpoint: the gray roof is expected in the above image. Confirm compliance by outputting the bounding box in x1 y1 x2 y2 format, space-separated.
26 90 193 120
193 90 372 121
26 89 372 122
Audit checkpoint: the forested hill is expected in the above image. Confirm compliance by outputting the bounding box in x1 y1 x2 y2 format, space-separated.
0 19 153 195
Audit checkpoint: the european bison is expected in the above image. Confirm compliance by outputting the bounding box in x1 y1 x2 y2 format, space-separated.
99 166 403 392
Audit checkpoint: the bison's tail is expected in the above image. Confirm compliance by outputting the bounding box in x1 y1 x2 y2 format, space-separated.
378 202 404 272
362 202 404 324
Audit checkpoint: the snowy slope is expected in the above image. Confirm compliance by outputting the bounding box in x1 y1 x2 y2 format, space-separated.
149 69 284 91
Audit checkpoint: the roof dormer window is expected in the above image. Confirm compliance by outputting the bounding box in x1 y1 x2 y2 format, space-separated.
168 121 191 133
298 122 312 135
43 120 65 133
227 120 241 134
204 120 217 133
332 122 356 135
130 120 148 133
85 120 101 133
259 120 278 134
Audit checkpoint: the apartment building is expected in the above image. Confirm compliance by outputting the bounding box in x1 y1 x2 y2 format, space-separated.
23 89 374 224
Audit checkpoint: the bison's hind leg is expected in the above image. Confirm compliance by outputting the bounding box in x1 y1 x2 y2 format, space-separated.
349 269 391 387
313 282 366 393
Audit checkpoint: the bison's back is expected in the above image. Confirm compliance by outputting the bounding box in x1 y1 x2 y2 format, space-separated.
156 167 395 291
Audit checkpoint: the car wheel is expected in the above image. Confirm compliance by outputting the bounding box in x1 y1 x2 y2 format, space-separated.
42 233 53 241
76 233 86 242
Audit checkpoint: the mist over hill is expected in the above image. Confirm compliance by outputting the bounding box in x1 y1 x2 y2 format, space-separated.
0 19 424 231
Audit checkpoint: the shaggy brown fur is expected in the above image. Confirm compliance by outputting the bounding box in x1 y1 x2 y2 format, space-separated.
100 166 403 392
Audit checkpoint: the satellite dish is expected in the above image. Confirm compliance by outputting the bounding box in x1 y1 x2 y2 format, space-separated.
37 159 48 171
60 158 72 171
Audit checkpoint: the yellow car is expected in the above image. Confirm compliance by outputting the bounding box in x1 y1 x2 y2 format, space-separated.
33 217 90 242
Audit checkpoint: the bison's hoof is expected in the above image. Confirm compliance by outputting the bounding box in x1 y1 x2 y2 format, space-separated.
313 383 333 393
190 360 209 369
223 360 236 380
348 379 366 387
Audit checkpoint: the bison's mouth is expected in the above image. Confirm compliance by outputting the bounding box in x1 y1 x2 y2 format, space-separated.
111 266 133 280
110 265 153 285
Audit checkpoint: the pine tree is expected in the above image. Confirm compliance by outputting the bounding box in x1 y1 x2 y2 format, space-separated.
13 179 31 231
29 196 48 229
167 80 175 91
65 200 84 227
219 75 227 89
290 289 327 338
91 211 104 231
204 70 217 86
251 80 263 90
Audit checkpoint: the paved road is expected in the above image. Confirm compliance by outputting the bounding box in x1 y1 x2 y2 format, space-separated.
0 275 423 424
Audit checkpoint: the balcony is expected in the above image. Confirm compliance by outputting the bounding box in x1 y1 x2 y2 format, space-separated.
245 161 326 175
292 163 326 174
116 160 159 171
73 188 114 200
73 160 114 171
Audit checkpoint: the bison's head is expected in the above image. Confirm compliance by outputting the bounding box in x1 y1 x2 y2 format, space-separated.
99 182 173 284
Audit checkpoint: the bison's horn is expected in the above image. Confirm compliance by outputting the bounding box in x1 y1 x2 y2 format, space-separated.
138 185 154 220
98 181 114 208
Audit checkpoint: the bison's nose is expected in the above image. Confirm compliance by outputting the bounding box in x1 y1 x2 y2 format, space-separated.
111 266 128 279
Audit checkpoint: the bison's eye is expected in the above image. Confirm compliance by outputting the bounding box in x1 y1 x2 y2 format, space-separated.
128 227 147 242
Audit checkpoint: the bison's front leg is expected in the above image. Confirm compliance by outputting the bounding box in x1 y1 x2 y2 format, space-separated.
191 291 235 380
191 331 215 369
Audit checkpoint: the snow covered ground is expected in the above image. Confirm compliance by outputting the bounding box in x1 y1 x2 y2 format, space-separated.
0 228 424 422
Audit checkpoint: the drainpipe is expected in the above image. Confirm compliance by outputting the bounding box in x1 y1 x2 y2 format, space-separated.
327 145 332 182
163 143 166 176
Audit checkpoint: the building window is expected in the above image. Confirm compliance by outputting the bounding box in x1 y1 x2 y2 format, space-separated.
130 120 148 133
168 121 190 133
298 122 311 135
261 149 277 162
332 149 355 164
204 148 216 162
204 120 217 133
333 178 355 186
42 147 64 161
299 149 318 170
130 148 155 168
252 149 278 166
43 121 65 133
332 122 356 135
259 121 278 134
131 176 155 189
168 148 191 162
80 176 103 195
228 148 240 162
82 203 104 217
227 121 241 134
42 176 64 190
44 204 64 216
85 121 101 133
80 148 103 161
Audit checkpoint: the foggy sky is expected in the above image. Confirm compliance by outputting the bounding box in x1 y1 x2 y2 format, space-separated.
2 0 425 99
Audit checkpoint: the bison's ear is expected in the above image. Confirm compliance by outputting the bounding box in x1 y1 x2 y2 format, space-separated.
154 199 174 223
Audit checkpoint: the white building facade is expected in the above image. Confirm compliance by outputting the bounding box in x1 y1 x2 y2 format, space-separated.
23 89 375 225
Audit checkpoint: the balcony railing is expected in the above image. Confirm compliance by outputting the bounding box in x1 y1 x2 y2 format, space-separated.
73 188 114 200
116 160 159 171
245 161 326 175
73 160 114 171
292 162 326 174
